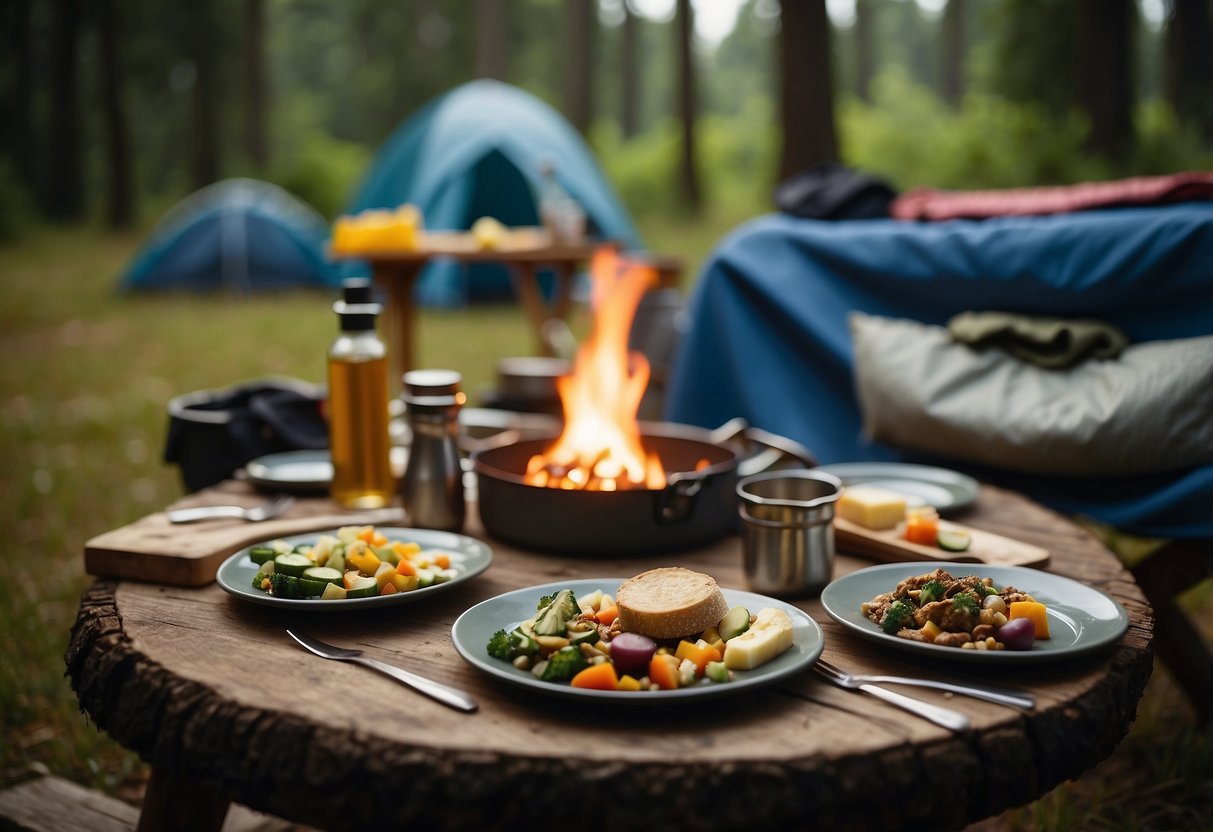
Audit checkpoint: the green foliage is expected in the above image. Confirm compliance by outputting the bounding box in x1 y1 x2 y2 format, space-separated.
270 132 371 219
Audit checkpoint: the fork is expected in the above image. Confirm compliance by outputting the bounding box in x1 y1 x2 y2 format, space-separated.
167 494 295 524
815 659 1035 710
814 661 971 731
286 629 478 713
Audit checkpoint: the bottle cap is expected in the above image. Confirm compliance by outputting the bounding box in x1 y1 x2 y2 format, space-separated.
334 278 381 329
402 369 465 408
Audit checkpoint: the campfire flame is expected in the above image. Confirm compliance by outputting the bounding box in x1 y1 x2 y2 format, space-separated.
524 248 665 491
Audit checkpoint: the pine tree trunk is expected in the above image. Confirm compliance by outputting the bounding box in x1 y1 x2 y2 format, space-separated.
190 0 221 188
675 0 701 211
98 0 134 227
620 1 640 138
779 0 838 180
5 0 37 194
854 0 874 102
475 0 508 80
45 0 85 221
940 0 965 107
1074 0 1135 160
244 0 269 172
563 0 594 135
1165 0 1213 140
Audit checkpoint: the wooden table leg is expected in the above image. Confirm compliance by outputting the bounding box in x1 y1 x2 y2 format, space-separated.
371 262 423 386
510 263 557 356
136 766 229 832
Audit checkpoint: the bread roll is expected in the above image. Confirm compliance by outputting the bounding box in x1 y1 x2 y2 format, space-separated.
615 567 729 639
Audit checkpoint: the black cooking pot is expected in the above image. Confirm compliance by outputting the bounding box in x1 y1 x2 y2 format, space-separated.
471 419 816 555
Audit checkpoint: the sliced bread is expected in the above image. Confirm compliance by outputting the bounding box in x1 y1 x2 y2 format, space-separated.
615 567 730 639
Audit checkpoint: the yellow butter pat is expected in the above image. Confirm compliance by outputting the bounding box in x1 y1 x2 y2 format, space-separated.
837 485 908 530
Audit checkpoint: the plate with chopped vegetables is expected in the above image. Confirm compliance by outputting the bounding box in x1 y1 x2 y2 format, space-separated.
819 562 1128 663
451 577 824 702
216 524 492 610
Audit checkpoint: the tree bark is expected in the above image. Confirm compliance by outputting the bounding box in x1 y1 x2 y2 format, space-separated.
1074 0 1135 160
475 0 508 80
98 0 134 228
779 0 838 180
675 0 701 211
1164 0 1213 140
564 0 594 135
854 0 875 102
940 0 965 107
190 0 221 188
243 0 269 172
620 0 640 138
45 0 85 221
4 0 37 194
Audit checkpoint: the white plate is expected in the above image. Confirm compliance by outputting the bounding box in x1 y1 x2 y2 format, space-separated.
216 526 492 611
816 462 979 513
244 449 408 494
452 578 824 702
819 562 1129 663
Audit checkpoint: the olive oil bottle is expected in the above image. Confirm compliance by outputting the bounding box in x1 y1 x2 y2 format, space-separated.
328 279 393 508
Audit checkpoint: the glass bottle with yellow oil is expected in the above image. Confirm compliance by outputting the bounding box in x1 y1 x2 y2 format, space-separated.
327 278 393 508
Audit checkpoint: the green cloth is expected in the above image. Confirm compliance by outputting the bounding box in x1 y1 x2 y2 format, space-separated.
947 311 1130 369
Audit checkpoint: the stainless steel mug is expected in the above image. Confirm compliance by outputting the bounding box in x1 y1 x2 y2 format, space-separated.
736 469 842 597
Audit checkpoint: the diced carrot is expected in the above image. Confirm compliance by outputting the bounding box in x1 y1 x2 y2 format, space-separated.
357 527 377 544
674 640 723 675
570 662 619 691
371 531 388 548
595 604 619 626
1009 601 1051 639
904 508 940 546
648 653 682 690
378 580 398 596
395 558 416 576
431 552 451 569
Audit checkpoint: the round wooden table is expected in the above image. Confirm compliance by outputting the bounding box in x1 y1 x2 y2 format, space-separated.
68 485 1152 832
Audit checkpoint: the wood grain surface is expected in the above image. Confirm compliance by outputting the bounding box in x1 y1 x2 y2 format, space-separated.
834 515 1051 567
67 483 1153 832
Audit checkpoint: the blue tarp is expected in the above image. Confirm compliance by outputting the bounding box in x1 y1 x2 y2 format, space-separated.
665 204 1213 539
121 179 337 293
345 79 643 306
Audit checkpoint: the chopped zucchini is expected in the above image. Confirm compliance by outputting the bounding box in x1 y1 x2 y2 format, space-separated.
938 528 972 552
273 553 313 577
248 546 276 565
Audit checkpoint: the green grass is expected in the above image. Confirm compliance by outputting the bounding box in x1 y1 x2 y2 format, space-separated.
1 216 1211 828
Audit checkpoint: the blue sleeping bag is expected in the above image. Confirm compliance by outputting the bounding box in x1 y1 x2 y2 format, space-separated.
665 204 1213 539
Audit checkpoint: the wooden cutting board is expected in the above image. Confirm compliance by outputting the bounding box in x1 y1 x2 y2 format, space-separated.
84 481 405 587
833 516 1050 568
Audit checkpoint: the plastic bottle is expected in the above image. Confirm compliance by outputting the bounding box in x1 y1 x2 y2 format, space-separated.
327 278 394 508
538 161 586 243
401 369 466 531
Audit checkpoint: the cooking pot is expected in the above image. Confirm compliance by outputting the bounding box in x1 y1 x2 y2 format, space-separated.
471 419 816 554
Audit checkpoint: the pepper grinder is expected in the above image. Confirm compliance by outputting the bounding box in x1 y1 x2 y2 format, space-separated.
401 369 466 531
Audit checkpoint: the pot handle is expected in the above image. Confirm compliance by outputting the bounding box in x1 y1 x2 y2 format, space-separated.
737 426 818 478
655 469 708 526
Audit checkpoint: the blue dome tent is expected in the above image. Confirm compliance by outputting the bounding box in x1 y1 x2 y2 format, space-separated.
346 79 644 306
120 179 338 293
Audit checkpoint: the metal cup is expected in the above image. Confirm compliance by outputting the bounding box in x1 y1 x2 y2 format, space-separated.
736 469 842 597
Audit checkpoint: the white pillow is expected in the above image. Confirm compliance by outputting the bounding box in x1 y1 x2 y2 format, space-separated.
850 312 1213 476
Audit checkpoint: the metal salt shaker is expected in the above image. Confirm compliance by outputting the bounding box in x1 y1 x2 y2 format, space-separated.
401 369 466 531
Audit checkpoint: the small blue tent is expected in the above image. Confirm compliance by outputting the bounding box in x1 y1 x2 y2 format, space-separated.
346 79 644 306
121 178 338 293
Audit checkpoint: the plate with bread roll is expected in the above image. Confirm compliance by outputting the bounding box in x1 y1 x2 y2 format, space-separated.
452 567 824 701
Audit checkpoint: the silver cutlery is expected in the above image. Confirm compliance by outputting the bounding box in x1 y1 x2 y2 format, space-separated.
287 629 478 713
814 660 970 731
167 494 295 524
815 659 1035 710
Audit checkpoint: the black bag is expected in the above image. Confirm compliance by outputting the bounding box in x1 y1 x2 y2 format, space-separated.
163 377 328 492
774 162 897 220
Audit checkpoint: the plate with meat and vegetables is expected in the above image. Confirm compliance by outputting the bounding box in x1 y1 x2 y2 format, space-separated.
819 562 1128 663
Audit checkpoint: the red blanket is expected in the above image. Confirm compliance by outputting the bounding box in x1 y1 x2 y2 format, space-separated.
891 171 1213 221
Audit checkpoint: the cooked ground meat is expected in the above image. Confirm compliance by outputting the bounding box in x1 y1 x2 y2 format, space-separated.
893 568 954 598
933 631 971 648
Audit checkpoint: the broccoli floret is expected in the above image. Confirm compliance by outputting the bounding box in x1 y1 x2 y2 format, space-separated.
536 594 555 611
539 645 589 682
509 628 539 656
268 572 303 599
881 599 915 634
919 580 947 605
951 591 980 615
531 588 580 636
487 629 513 661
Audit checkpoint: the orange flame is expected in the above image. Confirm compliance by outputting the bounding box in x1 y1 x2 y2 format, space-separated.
524 248 665 490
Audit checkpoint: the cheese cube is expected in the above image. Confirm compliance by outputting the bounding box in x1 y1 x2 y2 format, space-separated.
837 485 908 530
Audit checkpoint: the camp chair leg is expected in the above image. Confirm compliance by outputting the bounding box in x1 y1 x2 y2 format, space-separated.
1130 538 1213 724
